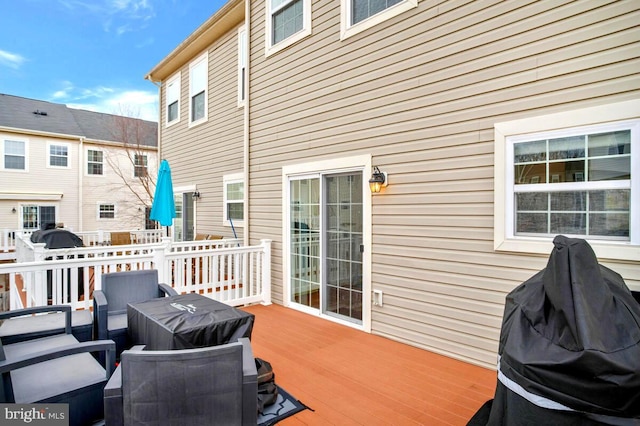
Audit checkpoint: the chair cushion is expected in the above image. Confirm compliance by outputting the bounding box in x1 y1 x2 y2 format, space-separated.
0 310 93 343
107 313 127 332
4 335 106 403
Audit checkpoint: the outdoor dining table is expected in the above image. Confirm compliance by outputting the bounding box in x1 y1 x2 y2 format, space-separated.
127 293 254 350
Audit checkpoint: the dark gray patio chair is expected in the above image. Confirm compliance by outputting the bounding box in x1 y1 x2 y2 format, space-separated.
93 269 177 362
0 305 93 344
0 322 115 425
104 338 258 426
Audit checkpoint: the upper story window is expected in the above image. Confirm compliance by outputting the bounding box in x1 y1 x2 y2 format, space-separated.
47 142 69 168
189 53 208 125
166 73 181 125
494 99 640 261
87 149 104 175
265 0 311 56
340 0 417 40
134 154 148 178
238 26 247 106
3 139 27 171
224 173 244 226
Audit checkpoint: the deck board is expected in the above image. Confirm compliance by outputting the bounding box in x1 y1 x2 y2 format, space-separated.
242 304 496 425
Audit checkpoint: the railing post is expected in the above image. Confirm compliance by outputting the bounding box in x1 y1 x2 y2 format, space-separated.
154 237 172 286
260 239 272 306
33 243 46 262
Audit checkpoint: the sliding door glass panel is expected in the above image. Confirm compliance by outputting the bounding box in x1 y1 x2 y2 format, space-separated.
290 178 321 308
324 173 363 323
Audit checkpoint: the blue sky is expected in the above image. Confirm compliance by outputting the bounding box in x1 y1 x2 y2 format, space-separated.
0 0 227 122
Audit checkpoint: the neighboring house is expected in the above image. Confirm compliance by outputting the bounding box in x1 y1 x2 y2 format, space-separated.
146 0 640 369
0 94 158 233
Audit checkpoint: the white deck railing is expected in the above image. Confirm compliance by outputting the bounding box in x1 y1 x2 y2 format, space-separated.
0 238 271 311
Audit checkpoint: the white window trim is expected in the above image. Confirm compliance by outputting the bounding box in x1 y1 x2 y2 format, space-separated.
238 26 247 108
46 141 70 169
265 0 312 57
97 202 116 220
2 137 29 172
188 53 208 127
340 0 417 40
494 99 640 261
223 173 244 227
281 154 373 333
86 148 104 177
165 72 181 127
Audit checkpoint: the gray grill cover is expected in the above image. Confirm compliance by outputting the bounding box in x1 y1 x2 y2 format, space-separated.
494 235 640 419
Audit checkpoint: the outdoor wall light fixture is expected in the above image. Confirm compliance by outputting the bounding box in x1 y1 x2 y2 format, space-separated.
193 191 201 199
11 207 17 214
369 166 387 193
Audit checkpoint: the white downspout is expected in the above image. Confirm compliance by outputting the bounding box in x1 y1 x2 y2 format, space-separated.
78 137 84 231
243 0 251 246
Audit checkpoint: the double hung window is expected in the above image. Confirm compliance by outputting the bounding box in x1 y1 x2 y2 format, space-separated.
134 154 148 178
166 73 180 125
494 100 640 260
340 0 417 39
87 149 103 175
224 174 244 225
238 27 247 105
510 126 633 239
48 143 69 168
266 0 311 55
3 139 26 170
189 54 208 125
99 204 115 219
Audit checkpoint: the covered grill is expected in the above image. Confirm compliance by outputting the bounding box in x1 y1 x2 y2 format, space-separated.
471 235 640 425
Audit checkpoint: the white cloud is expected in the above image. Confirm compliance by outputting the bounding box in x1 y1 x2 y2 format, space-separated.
0 49 26 69
57 0 155 34
52 84 158 122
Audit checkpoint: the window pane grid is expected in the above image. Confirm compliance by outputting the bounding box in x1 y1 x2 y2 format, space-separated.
516 190 630 238
87 150 103 175
50 145 68 167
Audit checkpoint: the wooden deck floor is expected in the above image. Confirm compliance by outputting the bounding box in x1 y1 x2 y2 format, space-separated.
241 304 496 426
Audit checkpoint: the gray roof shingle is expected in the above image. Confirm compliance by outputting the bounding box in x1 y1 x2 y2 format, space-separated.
0 93 157 148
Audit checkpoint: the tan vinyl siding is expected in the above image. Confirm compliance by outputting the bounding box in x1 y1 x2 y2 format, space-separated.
248 0 640 368
161 25 245 239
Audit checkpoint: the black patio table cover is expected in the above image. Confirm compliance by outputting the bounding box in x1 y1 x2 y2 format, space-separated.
127 293 255 350
487 235 640 424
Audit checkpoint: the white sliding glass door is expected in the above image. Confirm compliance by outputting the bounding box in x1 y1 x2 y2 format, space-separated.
288 165 366 326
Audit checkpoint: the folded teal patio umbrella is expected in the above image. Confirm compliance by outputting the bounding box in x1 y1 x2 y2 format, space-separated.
150 159 176 234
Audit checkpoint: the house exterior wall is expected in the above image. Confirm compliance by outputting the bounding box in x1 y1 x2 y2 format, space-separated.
247 0 640 368
159 23 245 239
0 130 157 233
0 131 80 231
81 142 158 232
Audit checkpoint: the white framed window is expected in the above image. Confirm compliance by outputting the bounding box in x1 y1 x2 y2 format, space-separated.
238 26 247 106
223 173 244 226
189 53 208 126
134 154 148 178
265 0 312 56
98 203 116 219
87 149 104 175
340 0 417 40
47 142 69 168
2 138 27 171
166 72 181 126
21 205 56 230
494 99 640 261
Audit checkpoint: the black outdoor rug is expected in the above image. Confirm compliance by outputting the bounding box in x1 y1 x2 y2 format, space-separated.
257 385 311 426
